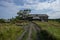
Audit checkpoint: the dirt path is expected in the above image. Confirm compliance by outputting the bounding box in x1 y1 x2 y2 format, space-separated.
31 22 41 40
17 21 56 40
26 23 32 40
17 24 30 40
17 22 41 40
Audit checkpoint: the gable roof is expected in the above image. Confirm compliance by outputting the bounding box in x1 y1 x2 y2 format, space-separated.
29 14 48 17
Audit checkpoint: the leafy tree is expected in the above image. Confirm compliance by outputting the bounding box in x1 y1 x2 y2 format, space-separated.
10 9 31 23
17 9 31 19
0 19 5 23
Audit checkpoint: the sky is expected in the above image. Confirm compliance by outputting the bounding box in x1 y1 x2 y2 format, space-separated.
0 0 60 19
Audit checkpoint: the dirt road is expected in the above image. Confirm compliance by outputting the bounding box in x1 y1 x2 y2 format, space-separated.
17 21 56 40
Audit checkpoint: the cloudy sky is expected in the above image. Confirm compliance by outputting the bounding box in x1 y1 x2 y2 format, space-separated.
0 0 60 19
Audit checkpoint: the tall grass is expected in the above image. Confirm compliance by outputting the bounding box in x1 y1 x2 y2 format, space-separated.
34 21 60 40
0 23 24 40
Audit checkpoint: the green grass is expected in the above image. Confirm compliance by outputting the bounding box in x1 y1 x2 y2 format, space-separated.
0 23 24 40
33 21 60 40
22 31 29 40
32 29 36 40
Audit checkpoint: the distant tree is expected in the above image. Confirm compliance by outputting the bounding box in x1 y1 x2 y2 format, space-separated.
10 9 31 23
10 17 16 23
17 9 31 19
0 19 5 23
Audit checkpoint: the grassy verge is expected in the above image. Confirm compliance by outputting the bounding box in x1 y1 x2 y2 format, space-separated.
32 28 36 40
33 21 60 40
22 31 29 40
0 23 24 40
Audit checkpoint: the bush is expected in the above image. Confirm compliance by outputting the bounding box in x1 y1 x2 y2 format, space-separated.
0 19 5 23
49 19 60 23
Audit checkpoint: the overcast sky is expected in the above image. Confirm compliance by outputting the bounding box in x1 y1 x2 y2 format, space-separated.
0 0 60 19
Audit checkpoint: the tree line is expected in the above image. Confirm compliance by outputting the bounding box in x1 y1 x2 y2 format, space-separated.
49 19 60 23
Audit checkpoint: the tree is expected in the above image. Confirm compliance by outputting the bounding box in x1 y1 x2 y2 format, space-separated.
17 9 31 19
0 19 5 23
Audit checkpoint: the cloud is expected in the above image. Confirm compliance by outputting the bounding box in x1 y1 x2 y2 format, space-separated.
24 0 60 10
0 0 60 19
0 0 14 3
23 0 60 19
48 11 60 19
14 0 25 6
0 1 21 19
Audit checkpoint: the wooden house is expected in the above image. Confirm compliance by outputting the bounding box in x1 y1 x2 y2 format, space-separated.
27 14 48 22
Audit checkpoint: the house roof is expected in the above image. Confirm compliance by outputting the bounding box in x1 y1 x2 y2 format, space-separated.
29 14 48 17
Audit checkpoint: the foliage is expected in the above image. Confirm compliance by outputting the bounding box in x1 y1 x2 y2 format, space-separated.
0 23 24 40
17 9 31 19
0 19 5 23
49 19 60 23
10 18 16 23
34 21 60 40
10 9 31 23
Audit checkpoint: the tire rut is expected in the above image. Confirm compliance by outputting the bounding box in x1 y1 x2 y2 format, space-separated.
26 22 33 40
17 24 30 40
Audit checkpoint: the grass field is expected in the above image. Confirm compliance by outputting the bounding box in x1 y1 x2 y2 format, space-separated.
0 23 24 40
33 21 60 40
34 21 60 40
0 21 60 40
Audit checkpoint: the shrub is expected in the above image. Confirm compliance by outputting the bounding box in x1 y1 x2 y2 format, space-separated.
0 19 5 23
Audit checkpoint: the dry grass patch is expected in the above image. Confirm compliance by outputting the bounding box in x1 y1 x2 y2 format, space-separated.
0 23 24 40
